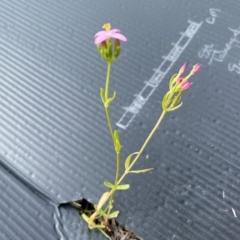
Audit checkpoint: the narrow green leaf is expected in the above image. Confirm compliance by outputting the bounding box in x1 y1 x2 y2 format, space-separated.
116 184 130 190
104 182 129 190
129 168 153 174
115 139 121 153
166 102 183 112
125 152 139 170
96 192 110 211
114 130 121 152
82 213 90 223
172 93 181 106
100 88 105 104
110 91 117 102
93 204 106 217
85 212 108 238
104 91 116 107
114 130 120 141
104 181 114 189
104 99 110 108
162 91 171 110
109 211 119 219
169 74 177 90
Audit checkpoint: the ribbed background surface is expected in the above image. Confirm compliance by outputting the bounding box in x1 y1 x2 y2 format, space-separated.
0 0 240 239
0 163 56 240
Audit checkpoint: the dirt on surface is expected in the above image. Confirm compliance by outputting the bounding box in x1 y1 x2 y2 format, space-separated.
70 198 142 240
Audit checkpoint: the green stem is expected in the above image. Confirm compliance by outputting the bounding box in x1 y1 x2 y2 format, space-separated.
92 110 167 225
104 151 120 225
103 61 120 224
117 110 167 183
105 107 115 147
105 62 111 101
104 62 115 147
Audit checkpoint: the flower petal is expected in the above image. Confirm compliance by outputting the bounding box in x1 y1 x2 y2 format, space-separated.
94 35 109 45
111 33 127 42
109 29 121 34
94 31 107 38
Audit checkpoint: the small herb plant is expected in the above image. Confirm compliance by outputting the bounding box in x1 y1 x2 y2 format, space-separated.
82 23 201 237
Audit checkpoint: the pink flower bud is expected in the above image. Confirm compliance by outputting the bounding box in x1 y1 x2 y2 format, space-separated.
176 76 183 83
181 81 193 90
190 64 201 75
179 62 187 74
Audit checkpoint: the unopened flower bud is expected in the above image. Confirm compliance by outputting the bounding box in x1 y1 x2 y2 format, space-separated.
179 62 187 75
100 41 107 48
181 81 193 90
190 64 202 75
176 76 183 83
114 39 120 47
175 63 187 83
114 39 121 59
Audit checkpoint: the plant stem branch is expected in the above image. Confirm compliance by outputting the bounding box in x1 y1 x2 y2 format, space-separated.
117 110 167 184
105 62 111 101
105 107 115 147
89 110 167 226
103 62 115 147
103 61 121 224
104 151 120 225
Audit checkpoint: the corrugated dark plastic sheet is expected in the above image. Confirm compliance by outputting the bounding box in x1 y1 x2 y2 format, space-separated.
0 0 240 239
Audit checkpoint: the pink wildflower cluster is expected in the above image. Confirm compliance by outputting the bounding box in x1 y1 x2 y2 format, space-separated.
176 63 201 91
162 63 201 111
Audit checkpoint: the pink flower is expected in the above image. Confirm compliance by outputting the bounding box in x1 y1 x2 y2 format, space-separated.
94 23 127 45
190 64 202 75
181 81 193 90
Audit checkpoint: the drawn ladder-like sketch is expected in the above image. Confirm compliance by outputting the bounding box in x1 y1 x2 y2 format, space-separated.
116 20 203 130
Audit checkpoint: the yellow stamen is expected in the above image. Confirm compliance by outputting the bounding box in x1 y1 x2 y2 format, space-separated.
102 23 111 31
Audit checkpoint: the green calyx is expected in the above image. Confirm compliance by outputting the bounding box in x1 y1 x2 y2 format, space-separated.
97 39 121 63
